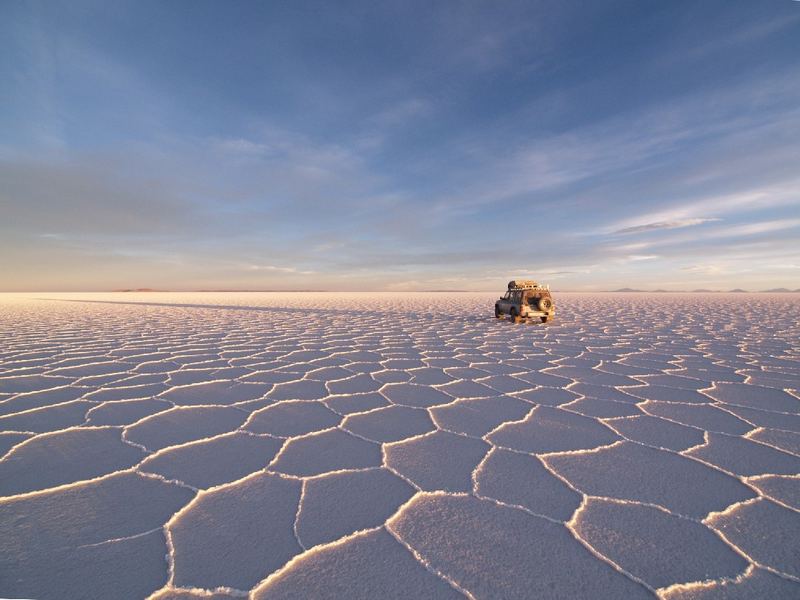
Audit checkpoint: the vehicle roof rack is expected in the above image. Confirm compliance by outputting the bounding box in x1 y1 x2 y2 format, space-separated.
508 279 541 290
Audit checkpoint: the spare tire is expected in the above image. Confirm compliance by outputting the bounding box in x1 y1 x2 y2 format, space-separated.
538 297 553 311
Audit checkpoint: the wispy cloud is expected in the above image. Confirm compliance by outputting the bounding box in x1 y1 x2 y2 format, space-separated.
706 219 800 239
612 218 719 235
626 255 659 262
246 264 316 275
616 183 798 229
681 264 723 275
605 218 800 253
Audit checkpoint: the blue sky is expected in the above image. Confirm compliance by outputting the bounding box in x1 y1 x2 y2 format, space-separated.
1 0 799 291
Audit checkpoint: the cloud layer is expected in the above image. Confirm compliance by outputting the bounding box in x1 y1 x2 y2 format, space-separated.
1 1 799 291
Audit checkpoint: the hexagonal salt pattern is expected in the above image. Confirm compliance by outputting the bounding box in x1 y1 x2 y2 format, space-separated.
0 291 798 599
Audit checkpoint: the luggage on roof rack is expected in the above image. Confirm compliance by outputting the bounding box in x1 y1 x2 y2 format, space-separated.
508 280 539 290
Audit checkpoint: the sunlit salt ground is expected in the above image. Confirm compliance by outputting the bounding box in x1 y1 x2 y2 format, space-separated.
1 292 799 599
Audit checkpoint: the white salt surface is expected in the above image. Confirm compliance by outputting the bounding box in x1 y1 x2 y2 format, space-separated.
0 291 798 599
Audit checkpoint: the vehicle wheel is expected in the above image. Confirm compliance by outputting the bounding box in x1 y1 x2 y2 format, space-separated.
495 305 502 318
540 316 549 323
509 308 518 323
538 297 553 311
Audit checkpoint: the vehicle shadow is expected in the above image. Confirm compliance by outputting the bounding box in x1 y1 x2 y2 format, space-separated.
35 298 368 317
36 298 553 325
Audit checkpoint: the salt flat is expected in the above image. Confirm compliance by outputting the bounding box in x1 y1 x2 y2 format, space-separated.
0 292 799 599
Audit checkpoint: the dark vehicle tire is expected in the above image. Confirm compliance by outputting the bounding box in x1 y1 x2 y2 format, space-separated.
509 308 518 322
538 297 553 311
541 316 549 323
495 305 502 318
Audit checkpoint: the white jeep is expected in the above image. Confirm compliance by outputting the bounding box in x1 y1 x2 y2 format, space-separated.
495 279 555 323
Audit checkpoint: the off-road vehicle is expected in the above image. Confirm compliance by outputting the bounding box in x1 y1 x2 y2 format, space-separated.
495 279 555 323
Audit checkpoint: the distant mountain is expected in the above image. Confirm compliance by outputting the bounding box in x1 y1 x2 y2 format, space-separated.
601 287 800 293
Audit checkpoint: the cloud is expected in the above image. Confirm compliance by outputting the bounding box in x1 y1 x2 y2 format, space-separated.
706 219 800 239
607 218 800 255
420 66 800 231
681 264 723 275
626 255 659 262
612 183 799 232
0 158 195 236
246 264 316 275
613 218 719 235
3 2 800 291
367 98 432 128
214 138 271 156
613 242 651 251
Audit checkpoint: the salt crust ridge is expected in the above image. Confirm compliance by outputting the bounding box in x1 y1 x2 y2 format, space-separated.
0 291 798 599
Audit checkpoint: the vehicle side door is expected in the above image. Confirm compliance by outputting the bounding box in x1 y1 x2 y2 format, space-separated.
498 291 512 312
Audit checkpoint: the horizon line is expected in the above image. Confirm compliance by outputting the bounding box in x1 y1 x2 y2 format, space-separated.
2 288 799 294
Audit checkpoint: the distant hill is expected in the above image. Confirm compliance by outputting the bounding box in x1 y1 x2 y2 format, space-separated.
605 288 800 293
112 288 162 292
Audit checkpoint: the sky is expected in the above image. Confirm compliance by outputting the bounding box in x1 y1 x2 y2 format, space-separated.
1 0 799 292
